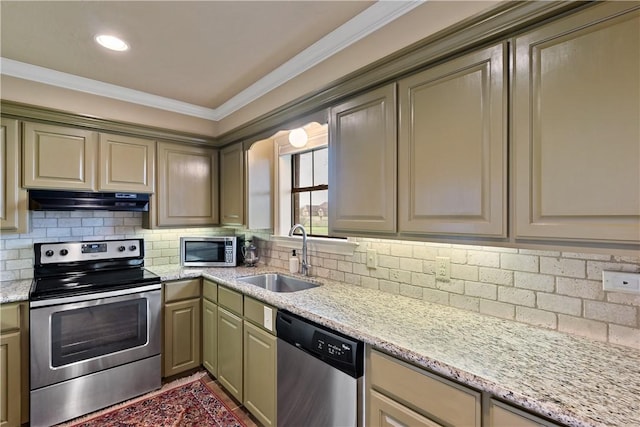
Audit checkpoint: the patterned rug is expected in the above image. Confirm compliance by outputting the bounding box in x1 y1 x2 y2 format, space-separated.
61 372 246 427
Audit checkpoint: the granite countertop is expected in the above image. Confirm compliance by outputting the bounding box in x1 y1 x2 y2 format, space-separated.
3 265 639 426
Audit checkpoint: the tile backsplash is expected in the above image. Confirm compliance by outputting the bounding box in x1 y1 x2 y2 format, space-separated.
2 211 639 349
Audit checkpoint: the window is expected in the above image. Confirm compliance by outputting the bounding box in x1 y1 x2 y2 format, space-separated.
291 147 328 237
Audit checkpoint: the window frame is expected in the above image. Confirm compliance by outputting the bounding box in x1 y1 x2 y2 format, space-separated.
290 147 330 238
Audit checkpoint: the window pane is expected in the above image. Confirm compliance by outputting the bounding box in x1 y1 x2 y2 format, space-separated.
310 189 328 236
297 151 313 188
293 191 311 232
314 148 328 186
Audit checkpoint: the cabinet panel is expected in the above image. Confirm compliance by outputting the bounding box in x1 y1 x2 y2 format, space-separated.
0 118 27 234
202 298 218 377
217 306 243 402
218 286 243 316
164 278 201 303
246 138 273 230
163 299 201 377
156 141 219 226
488 399 561 427
369 389 442 427
329 84 397 235
220 143 245 225
398 43 507 237
0 330 20 427
23 122 97 190
244 297 276 334
513 3 640 243
243 321 277 427
202 279 218 303
99 133 155 193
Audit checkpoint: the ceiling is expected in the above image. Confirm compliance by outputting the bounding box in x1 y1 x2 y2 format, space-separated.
0 1 424 121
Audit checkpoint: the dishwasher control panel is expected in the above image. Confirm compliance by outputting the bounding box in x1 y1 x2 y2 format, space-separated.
313 331 353 363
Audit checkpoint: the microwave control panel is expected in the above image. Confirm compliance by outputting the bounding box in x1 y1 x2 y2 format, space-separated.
224 240 234 263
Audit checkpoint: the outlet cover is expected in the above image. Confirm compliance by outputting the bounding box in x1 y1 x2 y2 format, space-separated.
436 256 450 282
366 249 377 269
603 271 640 294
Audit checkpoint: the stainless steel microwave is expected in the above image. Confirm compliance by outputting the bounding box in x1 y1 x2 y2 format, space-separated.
180 236 244 267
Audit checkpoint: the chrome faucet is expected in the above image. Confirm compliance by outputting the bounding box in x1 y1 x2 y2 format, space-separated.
288 224 310 276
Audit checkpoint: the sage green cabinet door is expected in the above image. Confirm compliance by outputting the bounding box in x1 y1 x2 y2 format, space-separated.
23 122 98 190
163 298 201 377
369 390 442 427
220 142 245 225
398 43 507 237
202 298 218 377
217 306 243 402
487 399 561 427
0 118 27 234
513 3 640 244
154 141 219 227
243 321 277 427
0 332 20 427
98 133 155 193
329 83 397 235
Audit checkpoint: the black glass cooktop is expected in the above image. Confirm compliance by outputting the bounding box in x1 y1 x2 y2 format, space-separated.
30 268 160 301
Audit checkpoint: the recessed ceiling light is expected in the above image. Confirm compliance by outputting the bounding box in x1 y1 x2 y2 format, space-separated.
95 34 129 52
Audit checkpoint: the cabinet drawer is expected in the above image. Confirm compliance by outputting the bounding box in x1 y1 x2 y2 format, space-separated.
0 303 20 332
369 389 442 427
370 349 481 427
218 286 243 315
244 297 276 334
164 278 201 302
488 399 561 427
203 279 218 303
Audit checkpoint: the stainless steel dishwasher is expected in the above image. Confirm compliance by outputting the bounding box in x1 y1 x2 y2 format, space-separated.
276 311 364 427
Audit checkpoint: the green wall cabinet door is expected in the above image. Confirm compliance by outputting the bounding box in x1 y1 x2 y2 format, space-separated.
217 306 243 402
202 298 218 376
243 320 277 427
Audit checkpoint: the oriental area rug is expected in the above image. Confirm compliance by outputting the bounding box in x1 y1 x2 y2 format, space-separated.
61 371 247 427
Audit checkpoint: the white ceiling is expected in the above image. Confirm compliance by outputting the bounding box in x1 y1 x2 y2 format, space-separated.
0 1 424 121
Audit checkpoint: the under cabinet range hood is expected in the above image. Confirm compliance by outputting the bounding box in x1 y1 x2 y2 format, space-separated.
29 190 150 212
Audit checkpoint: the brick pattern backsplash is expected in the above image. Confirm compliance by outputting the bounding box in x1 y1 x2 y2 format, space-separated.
254 235 640 349
0 211 236 281
2 215 639 349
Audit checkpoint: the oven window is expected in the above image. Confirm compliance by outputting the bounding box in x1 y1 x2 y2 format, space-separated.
51 299 148 367
184 241 225 263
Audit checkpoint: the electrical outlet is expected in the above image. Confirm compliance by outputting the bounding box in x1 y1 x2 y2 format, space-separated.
366 249 377 269
436 256 450 281
603 271 640 294
263 306 273 331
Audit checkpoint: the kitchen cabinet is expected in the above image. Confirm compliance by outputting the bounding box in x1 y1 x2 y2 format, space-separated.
487 399 561 427
0 118 27 234
243 297 277 427
398 43 507 237
513 2 640 244
163 278 201 377
0 302 27 427
151 141 219 227
202 279 218 376
329 83 397 235
367 348 481 427
220 142 245 225
98 133 155 193
23 122 98 190
246 138 273 230
217 286 244 402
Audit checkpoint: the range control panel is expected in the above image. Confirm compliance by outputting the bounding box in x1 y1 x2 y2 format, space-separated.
313 331 353 363
37 239 142 264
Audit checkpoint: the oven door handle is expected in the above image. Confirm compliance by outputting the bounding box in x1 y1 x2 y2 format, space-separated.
29 283 161 308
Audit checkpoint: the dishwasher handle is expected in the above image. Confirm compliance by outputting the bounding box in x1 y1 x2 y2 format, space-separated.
276 311 363 378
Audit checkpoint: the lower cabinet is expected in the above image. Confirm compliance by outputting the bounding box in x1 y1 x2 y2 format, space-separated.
487 399 561 427
243 298 277 427
0 302 27 427
202 279 218 376
369 389 441 427
217 306 243 402
163 279 202 377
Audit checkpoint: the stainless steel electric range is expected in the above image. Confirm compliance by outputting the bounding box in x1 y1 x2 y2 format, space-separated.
29 238 161 427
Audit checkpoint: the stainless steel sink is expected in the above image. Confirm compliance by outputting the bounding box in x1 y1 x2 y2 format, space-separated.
238 273 319 292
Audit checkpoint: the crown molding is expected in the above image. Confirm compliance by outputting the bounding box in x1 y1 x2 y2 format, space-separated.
0 1 423 122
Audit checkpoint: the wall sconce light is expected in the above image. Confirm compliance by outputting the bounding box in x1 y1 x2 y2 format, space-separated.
288 128 308 148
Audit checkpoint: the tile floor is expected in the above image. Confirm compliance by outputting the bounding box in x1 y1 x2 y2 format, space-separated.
199 372 261 427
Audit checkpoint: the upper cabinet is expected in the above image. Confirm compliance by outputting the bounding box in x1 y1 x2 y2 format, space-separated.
398 43 507 238
1 118 27 234
246 138 273 230
153 141 219 227
220 142 245 225
513 3 640 244
329 83 397 235
23 122 98 190
99 133 155 193
23 122 156 193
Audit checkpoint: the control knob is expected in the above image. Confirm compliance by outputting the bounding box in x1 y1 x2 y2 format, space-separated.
45 250 54 257
118 246 126 252
129 245 137 251
59 249 69 256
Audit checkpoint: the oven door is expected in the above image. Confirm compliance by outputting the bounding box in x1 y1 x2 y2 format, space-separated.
30 286 161 390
